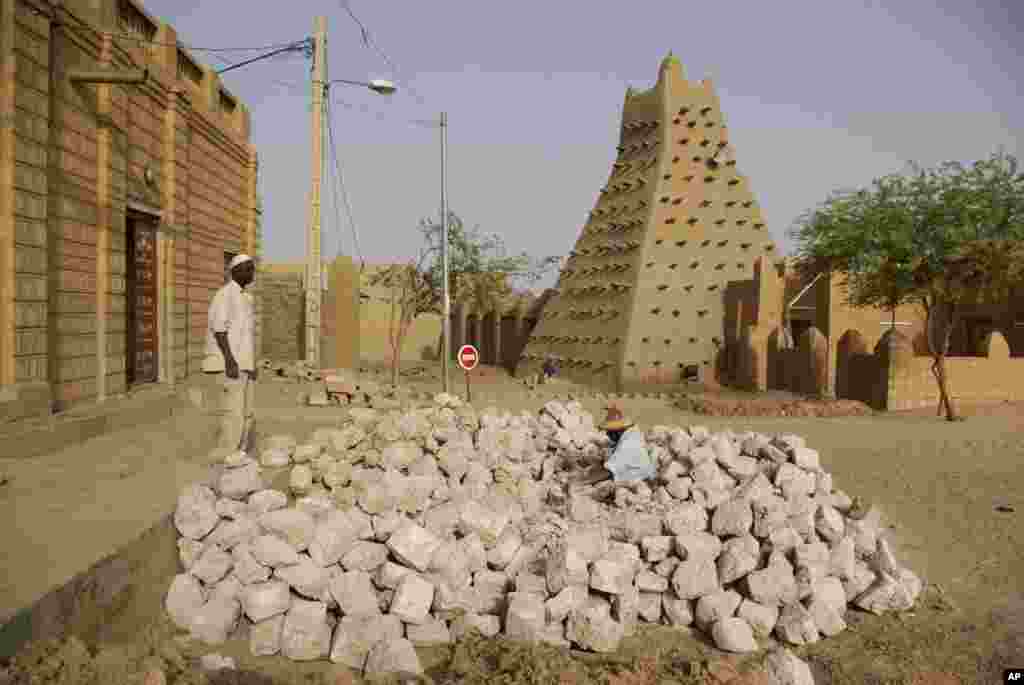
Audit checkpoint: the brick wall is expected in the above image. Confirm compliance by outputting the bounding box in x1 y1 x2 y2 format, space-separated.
0 0 259 416
258 265 304 362
257 259 351 368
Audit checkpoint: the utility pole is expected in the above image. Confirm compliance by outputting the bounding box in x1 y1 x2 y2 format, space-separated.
440 112 450 393
305 16 327 368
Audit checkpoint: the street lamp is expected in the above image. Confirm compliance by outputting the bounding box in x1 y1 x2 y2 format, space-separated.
328 78 397 95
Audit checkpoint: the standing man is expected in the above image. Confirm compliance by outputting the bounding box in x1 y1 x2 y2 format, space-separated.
204 254 257 451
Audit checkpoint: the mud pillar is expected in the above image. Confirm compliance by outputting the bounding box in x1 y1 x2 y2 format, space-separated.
451 304 466 358
485 311 501 366
330 256 360 370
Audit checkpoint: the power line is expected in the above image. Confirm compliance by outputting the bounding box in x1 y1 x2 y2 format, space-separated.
325 98 366 269
320 94 347 260
337 0 430 108
208 52 307 95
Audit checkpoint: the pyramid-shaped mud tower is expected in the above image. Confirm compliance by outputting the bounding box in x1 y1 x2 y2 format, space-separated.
516 53 777 391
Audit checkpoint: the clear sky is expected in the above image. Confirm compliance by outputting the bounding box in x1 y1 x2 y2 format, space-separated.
146 0 1023 289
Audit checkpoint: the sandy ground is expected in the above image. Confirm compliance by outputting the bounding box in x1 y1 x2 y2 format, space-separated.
1 361 1022 683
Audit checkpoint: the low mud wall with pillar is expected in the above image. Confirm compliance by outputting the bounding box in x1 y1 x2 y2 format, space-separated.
451 292 542 374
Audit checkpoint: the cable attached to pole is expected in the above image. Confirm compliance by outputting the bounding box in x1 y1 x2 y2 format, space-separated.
216 40 312 74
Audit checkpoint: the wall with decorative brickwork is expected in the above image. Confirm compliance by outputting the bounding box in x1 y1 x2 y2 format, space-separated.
0 0 259 416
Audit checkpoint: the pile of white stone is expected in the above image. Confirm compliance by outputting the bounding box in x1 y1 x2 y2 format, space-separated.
166 394 921 681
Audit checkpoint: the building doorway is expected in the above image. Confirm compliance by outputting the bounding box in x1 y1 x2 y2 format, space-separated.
125 215 159 386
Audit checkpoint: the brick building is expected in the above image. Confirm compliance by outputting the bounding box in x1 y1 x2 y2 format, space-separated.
0 0 260 420
515 53 776 391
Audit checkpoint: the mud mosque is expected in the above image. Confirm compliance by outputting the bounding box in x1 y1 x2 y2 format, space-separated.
513 53 775 389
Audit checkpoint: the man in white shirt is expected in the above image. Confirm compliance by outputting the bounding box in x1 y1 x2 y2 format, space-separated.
204 254 257 451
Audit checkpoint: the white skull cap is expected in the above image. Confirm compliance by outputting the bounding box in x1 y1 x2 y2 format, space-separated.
229 254 253 270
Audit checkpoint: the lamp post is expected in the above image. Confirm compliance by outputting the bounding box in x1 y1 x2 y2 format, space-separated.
440 112 450 393
304 16 394 368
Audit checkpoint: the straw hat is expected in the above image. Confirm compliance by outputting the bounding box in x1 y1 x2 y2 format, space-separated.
600 404 634 431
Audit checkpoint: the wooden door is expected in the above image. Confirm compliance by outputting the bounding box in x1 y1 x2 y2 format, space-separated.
126 218 159 385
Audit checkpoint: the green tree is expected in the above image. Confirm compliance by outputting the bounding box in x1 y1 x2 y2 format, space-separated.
363 211 561 384
789 150 1024 420
418 211 561 315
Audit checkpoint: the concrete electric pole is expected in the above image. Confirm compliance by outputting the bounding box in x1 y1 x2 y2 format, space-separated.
305 16 327 367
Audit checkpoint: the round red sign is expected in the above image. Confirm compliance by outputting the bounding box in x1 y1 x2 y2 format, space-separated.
457 344 479 371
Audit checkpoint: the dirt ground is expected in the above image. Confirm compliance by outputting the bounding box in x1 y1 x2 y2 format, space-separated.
1 360 1021 684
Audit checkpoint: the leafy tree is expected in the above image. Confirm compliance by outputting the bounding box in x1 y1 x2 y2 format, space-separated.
362 211 561 383
789 150 1024 420
418 211 561 315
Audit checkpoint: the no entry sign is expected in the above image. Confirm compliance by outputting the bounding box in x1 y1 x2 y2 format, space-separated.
457 344 479 372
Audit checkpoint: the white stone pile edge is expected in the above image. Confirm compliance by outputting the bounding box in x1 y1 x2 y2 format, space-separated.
167 393 920 682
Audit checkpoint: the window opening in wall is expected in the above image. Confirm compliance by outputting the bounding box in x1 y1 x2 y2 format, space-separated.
675 240 686 247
